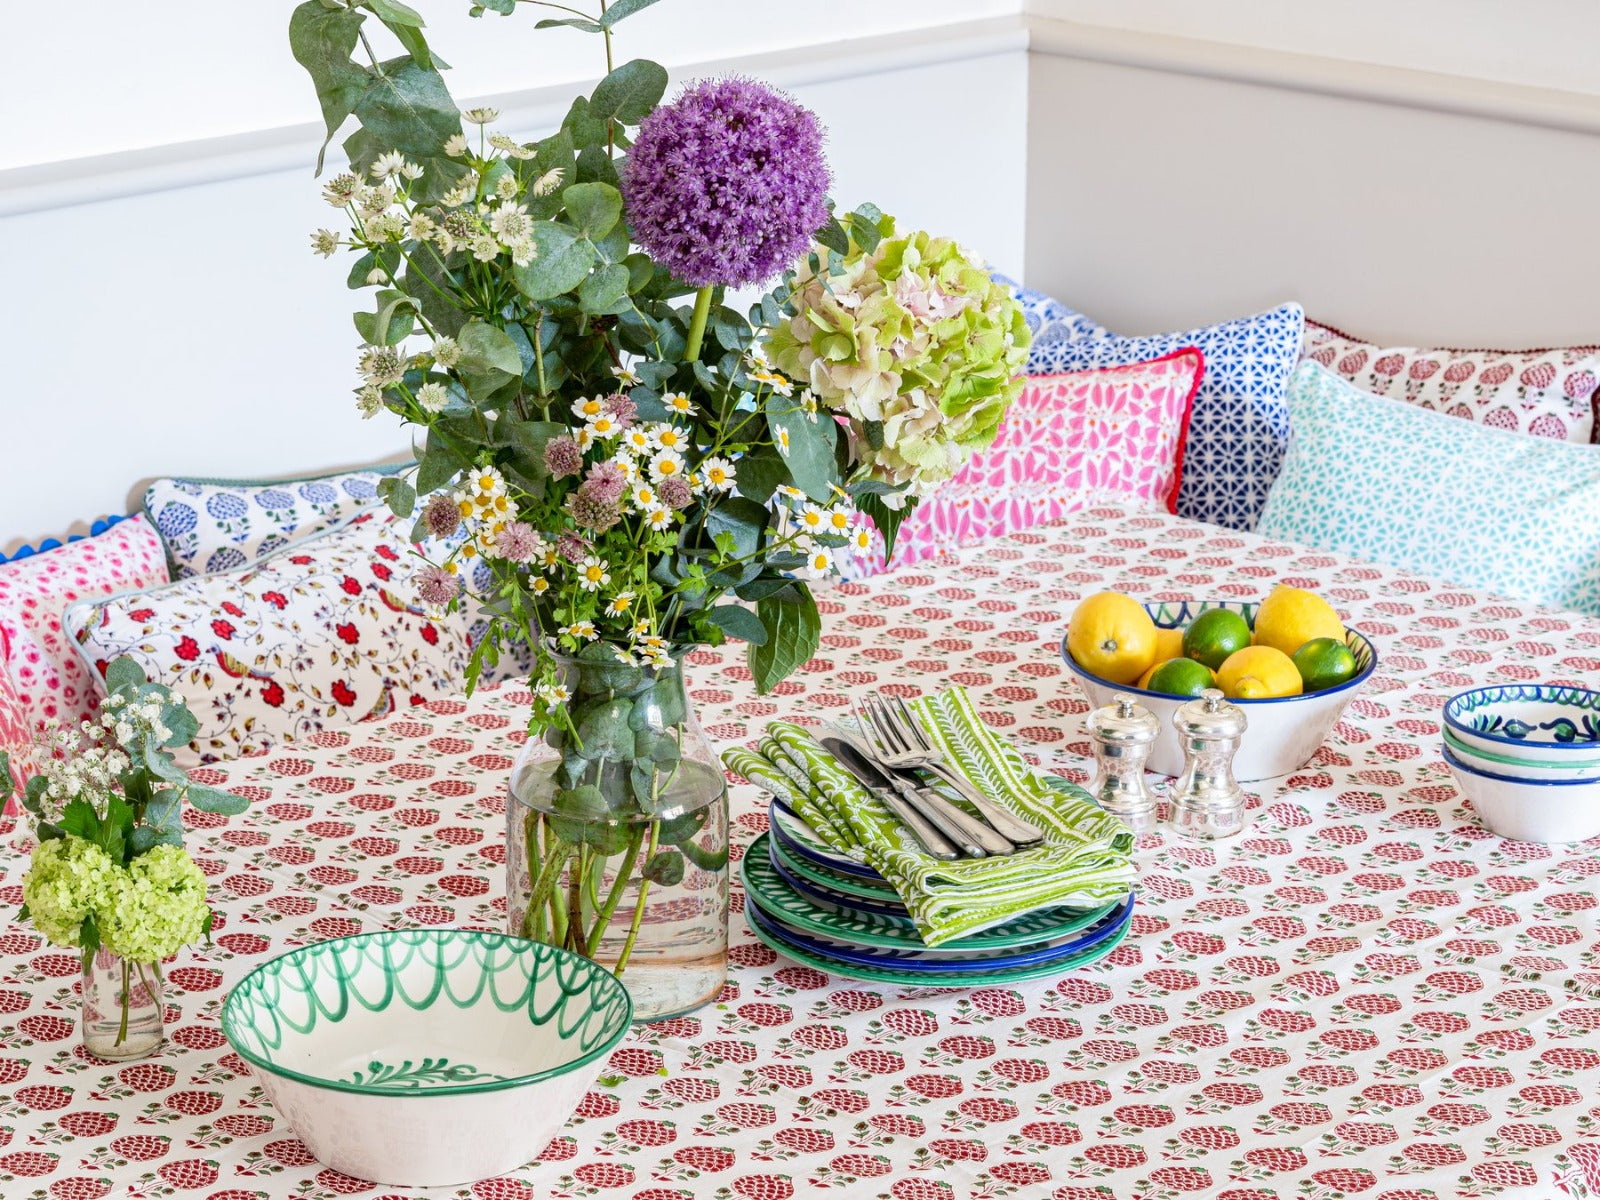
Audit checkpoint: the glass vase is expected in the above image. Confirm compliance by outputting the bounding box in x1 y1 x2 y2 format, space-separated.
506 650 728 1022
81 949 164 1061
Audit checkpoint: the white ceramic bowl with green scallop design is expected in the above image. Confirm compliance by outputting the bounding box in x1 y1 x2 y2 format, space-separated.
221 929 632 1188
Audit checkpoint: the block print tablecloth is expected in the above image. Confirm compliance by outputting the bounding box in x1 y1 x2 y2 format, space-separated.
4 505 1600 1200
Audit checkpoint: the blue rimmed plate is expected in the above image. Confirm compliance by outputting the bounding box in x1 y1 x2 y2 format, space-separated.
768 837 910 917
769 801 884 880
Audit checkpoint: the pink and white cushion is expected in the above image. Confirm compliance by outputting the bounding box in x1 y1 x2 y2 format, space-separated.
1303 321 1600 444
0 515 170 740
62 510 473 768
0 641 31 815
851 349 1203 576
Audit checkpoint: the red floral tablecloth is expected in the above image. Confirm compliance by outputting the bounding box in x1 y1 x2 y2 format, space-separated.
5 505 1600 1200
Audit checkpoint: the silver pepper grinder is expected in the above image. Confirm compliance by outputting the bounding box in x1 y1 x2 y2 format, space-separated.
1083 693 1161 836
1170 688 1249 839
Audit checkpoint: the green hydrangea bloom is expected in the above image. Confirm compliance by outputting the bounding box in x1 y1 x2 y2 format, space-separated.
21 836 122 948
98 844 210 964
766 214 1030 495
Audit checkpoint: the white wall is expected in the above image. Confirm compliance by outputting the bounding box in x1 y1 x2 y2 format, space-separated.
0 12 1028 546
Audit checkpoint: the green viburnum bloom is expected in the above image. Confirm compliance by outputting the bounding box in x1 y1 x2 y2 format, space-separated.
98 844 210 964
21 836 121 948
766 214 1030 496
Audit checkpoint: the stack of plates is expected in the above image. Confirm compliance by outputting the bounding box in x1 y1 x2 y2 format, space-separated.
741 802 1134 987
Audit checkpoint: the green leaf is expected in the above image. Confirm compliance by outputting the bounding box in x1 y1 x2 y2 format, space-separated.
160 703 199 750
599 0 666 27
77 914 101 973
0 753 10 808
561 182 622 240
857 491 910 561
589 59 668 125
749 585 822 694
377 475 416 518
535 16 603 32
369 0 423 26
574 144 620 188
512 222 596 300
352 58 462 158
578 264 630 314
561 95 610 149
476 0 516 12
416 431 471 495
456 320 523 379
383 20 434 70
642 849 684 887
346 244 402 289
765 394 837 503
403 241 466 337
289 1 370 173
703 604 768 645
354 288 416 346
734 575 792 603
104 657 147 697
56 797 102 842
814 214 849 256
97 795 132 865
733 451 792 504
186 784 249 817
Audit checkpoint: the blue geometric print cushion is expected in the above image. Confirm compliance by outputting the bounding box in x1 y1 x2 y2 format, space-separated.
143 466 406 579
1258 362 1600 616
1025 299 1305 531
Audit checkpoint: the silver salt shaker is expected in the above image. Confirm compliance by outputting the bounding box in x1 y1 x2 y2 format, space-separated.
1170 688 1249 839
1084 693 1161 835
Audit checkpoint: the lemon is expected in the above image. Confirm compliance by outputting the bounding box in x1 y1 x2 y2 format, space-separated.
1252 585 1345 658
1068 592 1158 684
1153 627 1185 663
1293 637 1358 692
1146 658 1216 697
1216 645 1303 699
1182 608 1252 670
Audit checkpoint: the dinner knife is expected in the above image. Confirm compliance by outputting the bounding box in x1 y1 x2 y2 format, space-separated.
813 735 959 860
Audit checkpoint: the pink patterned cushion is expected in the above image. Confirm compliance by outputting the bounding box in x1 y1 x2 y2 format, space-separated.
62 510 472 767
854 349 1203 576
0 644 30 816
0 516 169 740
1303 321 1600 444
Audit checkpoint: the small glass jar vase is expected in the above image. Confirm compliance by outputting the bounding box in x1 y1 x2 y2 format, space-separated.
81 949 165 1061
506 650 729 1022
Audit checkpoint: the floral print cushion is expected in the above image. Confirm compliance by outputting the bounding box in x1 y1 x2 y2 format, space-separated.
848 350 1204 577
0 515 170 741
61 511 473 767
1303 320 1600 444
143 466 405 579
0 652 31 815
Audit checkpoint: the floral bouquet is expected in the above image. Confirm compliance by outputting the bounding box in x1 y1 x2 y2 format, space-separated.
1 659 247 1057
290 0 1028 1004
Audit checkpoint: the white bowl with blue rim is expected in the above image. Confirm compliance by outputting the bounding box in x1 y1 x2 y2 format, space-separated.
1444 685 1600 768
1062 599 1378 781
1442 727 1600 782
221 929 632 1188
1442 743 1600 844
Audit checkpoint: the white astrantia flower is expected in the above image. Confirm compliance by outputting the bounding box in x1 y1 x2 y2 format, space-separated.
310 229 340 258
323 172 360 206
577 556 610 592
356 386 384 419
489 203 531 244
408 212 436 241
432 336 461 368
398 161 424 181
509 238 536 267
370 151 407 179
648 449 685 482
441 184 473 208
358 345 405 387
531 167 564 196
471 234 500 262
488 132 518 152
417 382 450 413
365 212 406 242
462 107 500 125
355 183 395 218
700 456 735 493
365 268 389 286
444 133 469 158
494 174 519 202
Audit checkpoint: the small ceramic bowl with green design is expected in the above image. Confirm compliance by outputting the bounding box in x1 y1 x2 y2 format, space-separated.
221 928 632 1188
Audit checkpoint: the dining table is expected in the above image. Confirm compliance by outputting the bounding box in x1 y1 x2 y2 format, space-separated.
4 502 1600 1200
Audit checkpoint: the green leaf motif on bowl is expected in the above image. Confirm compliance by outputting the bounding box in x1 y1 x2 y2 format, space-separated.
342 1057 507 1090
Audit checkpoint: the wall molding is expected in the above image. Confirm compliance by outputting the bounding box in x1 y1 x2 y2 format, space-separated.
0 17 1029 218
7 11 1600 219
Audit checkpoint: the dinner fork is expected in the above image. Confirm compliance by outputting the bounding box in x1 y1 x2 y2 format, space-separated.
859 695 1046 846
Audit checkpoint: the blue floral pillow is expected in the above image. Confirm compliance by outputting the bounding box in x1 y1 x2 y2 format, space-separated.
143 466 408 579
1023 297 1305 531
994 274 1108 345
1258 362 1600 616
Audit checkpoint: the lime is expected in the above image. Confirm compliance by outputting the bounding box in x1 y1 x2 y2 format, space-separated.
1292 637 1358 692
1145 658 1216 697
1182 608 1252 670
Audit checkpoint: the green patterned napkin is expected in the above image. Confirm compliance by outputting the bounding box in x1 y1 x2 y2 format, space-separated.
723 687 1135 946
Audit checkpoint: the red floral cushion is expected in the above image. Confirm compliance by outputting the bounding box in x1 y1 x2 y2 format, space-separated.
61 512 472 766
1303 321 1600 444
851 349 1203 576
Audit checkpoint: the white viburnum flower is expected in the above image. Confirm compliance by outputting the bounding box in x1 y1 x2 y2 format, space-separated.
310 229 340 258
417 382 450 413
461 107 500 125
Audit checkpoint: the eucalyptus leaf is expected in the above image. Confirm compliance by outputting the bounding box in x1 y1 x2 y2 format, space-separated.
561 182 622 240
105 657 148 696
599 0 666 27
289 1 370 172
535 16 603 32
456 320 523 378
578 264 630 314
512 222 597 300
589 59 668 125
368 0 423 26
416 431 471 495
186 784 250 817
352 58 461 157
354 289 417 346
643 849 684 887
733 451 792 504
377 475 416 518
749 585 822 695
574 144 620 188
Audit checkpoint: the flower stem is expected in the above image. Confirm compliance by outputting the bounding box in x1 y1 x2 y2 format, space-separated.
116 958 130 1047
683 285 714 363
587 824 645 957
613 819 660 976
523 834 575 939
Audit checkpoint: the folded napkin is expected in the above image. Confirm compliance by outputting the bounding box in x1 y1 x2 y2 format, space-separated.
723 687 1135 946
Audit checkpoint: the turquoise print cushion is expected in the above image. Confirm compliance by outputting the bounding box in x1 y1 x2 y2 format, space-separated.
1258 362 1600 616
143 465 409 580
1024 298 1305 532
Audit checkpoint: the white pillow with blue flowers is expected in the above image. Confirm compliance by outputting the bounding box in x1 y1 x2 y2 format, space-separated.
143 466 406 579
1258 362 1600 616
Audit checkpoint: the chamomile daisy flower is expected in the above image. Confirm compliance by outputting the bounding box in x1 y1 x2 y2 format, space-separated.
827 508 854 534
850 527 874 554
605 591 636 617
776 485 805 501
700 457 736 493
637 634 668 653
577 556 610 591
801 545 834 578
611 364 642 387
648 449 685 482
643 506 674 531
535 681 570 705
561 621 597 641
612 645 638 666
621 427 653 456
641 645 672 668
750 367 794 397
632 619 653 639
468 466 508 499
795 504 828 535
531 576 550 595
629 483 657 510
572 396 605 422
651 424 689 453
775 428 791 457
584 414 621 441
664 391 695 416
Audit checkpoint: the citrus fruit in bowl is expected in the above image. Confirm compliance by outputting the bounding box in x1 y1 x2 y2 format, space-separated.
1061 597 1378 781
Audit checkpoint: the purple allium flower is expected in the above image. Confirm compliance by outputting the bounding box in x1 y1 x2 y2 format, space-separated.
494 521 540 562
557 532 589 563
416 564 460 607
421 491 461 540
602 393 637 429
578 460 627 506
544 435 584 480
565 491 621 533
657 475 692 511
623 78 830 288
